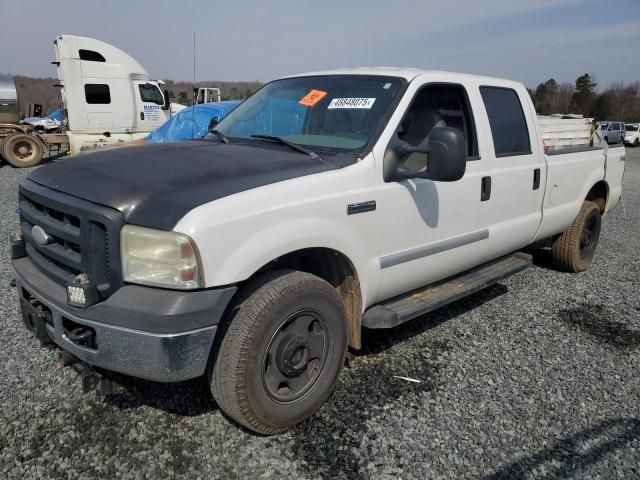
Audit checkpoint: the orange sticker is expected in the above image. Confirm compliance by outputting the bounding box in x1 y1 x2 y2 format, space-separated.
299 89 328 107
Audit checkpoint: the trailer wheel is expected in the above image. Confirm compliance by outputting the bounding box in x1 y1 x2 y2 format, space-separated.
210 270 347 434
551 201 601 273
1 134 44 167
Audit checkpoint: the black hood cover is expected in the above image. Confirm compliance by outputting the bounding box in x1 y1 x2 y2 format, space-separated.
28 140 352 230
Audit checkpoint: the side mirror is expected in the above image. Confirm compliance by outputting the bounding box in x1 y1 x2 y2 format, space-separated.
383 127 467 182
162 89 170 111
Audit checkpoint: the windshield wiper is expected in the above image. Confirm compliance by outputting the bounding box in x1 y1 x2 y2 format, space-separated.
210 129 229 144
250 134 322 160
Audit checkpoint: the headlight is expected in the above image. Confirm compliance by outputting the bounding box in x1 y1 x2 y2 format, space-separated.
121 225 203 289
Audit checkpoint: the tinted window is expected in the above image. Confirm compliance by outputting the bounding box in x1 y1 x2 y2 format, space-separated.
84 84 111 104
480 87 531 156
79 49 106 62
138 83 165 105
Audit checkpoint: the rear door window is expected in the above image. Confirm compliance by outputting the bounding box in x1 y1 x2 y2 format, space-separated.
480 86 531 157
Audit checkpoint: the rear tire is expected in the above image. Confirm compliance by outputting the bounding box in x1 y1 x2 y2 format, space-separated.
210 270 348 434
551 201 601 272
1 133 43 167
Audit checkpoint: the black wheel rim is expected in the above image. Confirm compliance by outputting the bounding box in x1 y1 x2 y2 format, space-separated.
579 213 597 260
262 309 329 404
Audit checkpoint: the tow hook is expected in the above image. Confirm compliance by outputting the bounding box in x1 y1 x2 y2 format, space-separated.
58 351 80 368
59 356 125 396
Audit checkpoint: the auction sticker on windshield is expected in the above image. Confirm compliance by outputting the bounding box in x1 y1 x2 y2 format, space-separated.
299 89 328 107
328 98 376 109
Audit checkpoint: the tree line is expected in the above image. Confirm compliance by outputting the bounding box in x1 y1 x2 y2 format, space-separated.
5 73 640 123
4 75 262 118
162 79 262 105
529 73 640 122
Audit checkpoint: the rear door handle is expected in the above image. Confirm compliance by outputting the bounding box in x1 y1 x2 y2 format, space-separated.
533 168 541 190
140 112 145 120
481 176 491 201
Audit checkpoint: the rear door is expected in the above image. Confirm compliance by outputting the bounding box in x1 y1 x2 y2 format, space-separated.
618 123 625 143
477 85 546 252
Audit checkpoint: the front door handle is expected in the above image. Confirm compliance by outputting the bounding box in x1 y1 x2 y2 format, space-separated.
533 168 541 190
481 176 491 201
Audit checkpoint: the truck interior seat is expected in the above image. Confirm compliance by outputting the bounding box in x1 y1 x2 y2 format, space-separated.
401 109 446 146
321 110 355 136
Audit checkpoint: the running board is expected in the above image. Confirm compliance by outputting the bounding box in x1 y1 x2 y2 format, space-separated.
362 252 532 329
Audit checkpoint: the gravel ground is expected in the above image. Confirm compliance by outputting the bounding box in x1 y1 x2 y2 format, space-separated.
1 149 639 479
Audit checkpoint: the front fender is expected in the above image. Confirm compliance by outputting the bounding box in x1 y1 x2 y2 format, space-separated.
213 217 372 307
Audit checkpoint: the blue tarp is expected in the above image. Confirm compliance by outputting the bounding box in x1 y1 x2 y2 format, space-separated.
145 101 242 143
226 98 307 138
48 109 63 121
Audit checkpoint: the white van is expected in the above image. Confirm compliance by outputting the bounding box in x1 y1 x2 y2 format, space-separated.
599 121 625 144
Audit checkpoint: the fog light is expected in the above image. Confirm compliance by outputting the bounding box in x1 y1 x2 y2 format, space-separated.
66 274 99 308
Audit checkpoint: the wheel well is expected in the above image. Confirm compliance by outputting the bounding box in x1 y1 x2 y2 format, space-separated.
253 248 363 349
585 181 608 212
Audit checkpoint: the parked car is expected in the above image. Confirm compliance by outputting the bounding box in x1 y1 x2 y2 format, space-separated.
598 121 625 144
11 68 625 434
625 123 640 146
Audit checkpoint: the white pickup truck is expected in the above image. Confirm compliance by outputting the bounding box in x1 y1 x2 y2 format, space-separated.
11 68 625 434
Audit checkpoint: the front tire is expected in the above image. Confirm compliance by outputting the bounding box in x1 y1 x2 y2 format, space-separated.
551 201 601 272
210 270 348 434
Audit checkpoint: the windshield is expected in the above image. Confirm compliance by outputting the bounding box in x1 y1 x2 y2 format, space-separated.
626 124 639 131
599 123 608 129
214 75 405 153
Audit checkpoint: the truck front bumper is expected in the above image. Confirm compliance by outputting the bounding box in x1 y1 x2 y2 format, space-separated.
12 256 237 382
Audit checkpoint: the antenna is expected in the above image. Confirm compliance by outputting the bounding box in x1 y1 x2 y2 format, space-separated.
192 32 196 139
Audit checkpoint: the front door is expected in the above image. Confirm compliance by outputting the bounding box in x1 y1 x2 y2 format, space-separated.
133 81 170 133
371 78 493 303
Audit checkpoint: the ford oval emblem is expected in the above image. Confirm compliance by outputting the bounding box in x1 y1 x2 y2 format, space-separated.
32 225 53 245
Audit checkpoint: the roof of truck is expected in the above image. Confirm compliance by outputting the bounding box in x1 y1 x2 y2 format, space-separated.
284 67 523 86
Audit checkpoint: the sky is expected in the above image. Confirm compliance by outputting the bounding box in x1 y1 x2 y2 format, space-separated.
1 0 639 89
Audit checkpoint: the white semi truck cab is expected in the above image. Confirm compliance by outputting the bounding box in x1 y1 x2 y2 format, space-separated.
53 35 172 154
1 35 176 167
11 68 625 434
